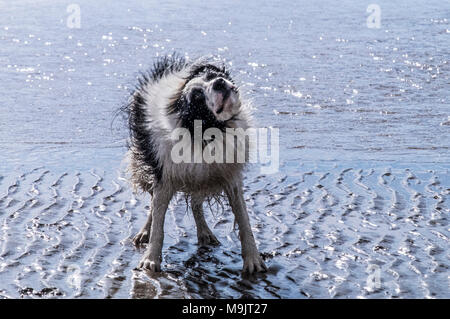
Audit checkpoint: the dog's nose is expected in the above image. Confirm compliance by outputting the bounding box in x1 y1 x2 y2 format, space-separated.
212 78 228 92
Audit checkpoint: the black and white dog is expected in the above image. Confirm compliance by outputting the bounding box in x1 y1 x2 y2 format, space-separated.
124 55 266 274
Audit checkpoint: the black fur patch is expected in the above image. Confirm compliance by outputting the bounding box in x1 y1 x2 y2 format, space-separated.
146 54 187 83
124 55 188 183
178 94 227 135
185 62 232 84
128 91 163 182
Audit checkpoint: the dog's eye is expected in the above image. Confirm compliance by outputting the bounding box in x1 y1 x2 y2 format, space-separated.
190 88 204 103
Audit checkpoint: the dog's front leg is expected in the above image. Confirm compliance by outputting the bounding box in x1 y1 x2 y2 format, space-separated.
191 196 220 247
226 183 267 274
138 184 173 272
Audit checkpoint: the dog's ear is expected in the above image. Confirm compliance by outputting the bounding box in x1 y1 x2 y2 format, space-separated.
187 58 230 82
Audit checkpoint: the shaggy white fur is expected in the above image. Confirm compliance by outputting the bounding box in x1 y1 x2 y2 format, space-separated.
124 55 266 274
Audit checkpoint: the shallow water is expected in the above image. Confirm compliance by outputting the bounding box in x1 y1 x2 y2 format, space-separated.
0 0 449 298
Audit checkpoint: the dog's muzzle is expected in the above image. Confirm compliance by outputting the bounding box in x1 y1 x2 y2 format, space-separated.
212 78 235 114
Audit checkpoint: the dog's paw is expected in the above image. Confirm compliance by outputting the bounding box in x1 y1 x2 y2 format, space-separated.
198 231 220 247
138 256 161 272
243 254 267 274
133 230 149 246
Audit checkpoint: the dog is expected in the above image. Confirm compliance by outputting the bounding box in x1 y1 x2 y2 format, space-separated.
123 54 266 274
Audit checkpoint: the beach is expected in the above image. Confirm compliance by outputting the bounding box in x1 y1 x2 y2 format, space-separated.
0 0 448 298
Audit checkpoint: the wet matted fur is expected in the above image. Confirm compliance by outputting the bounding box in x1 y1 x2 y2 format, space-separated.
122 54 266 274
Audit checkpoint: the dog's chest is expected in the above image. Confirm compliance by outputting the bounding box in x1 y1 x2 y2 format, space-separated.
164 161 242 193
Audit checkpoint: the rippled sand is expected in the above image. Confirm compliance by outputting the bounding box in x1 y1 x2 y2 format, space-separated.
0 163 447 298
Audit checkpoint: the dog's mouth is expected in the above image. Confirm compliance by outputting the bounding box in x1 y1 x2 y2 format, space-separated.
210 84 239 120
214 91 230 115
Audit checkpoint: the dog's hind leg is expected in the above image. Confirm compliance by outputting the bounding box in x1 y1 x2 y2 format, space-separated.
138 185 173 272
225 182 267 274
191 196 220 247
133 189 153 246
133 207 152 246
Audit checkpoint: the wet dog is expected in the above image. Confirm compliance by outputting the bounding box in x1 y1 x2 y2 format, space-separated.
123 55 266 274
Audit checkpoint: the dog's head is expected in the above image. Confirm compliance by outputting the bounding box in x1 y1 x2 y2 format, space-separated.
180 62 241 123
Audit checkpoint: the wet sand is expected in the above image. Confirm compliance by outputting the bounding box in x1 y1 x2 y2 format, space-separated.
0 163 448 298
